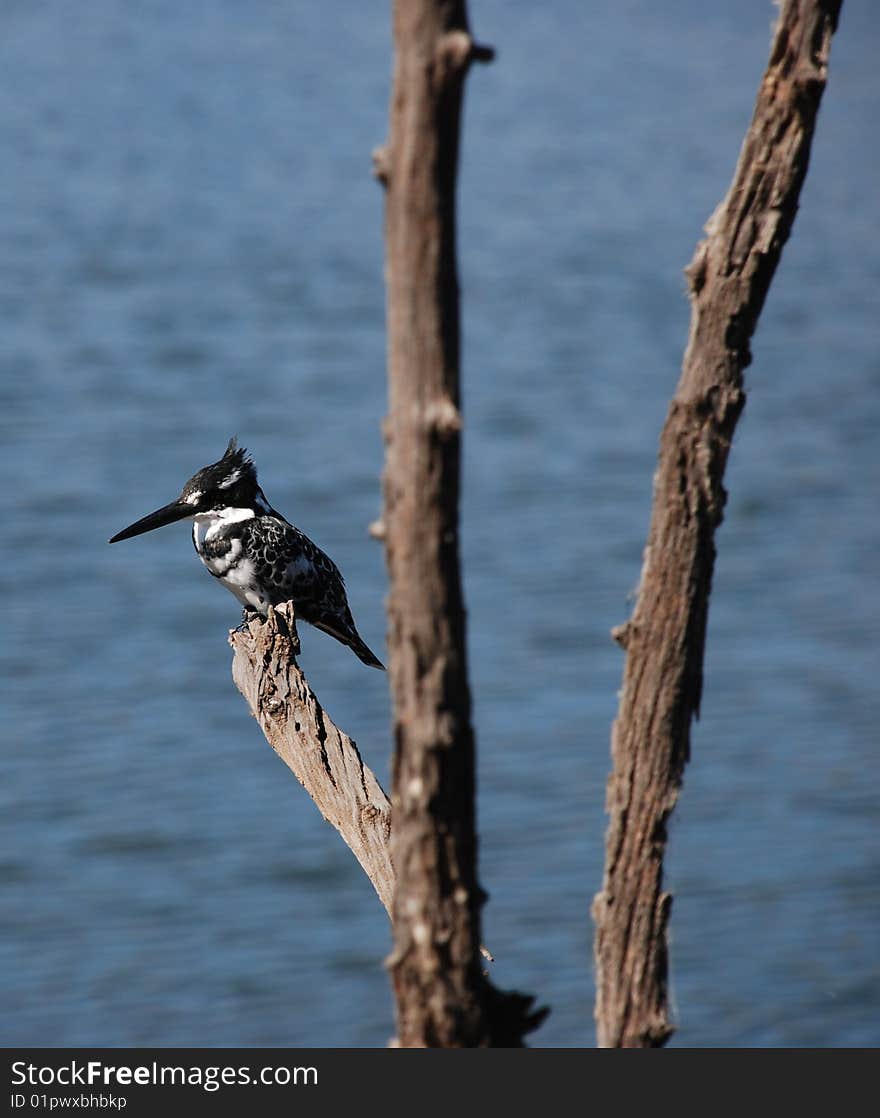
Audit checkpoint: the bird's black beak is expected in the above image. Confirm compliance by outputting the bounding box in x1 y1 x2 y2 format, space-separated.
109 499 193 543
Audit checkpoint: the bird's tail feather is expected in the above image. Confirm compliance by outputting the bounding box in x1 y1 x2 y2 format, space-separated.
350 636 385 671
312 617 385 670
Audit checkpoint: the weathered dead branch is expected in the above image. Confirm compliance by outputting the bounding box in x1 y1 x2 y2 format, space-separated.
230 604 394 915
593 0 843 1049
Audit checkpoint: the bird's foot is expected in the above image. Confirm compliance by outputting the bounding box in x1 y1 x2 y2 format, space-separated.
232 606 259 633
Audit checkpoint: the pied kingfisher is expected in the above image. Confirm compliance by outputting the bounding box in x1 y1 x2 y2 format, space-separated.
109 438 384 669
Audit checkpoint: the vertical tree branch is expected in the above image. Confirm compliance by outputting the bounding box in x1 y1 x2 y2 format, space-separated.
593 0 843 1048
380 1 540 1047
383 0 485 1048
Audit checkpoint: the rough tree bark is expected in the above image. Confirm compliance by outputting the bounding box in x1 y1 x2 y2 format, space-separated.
230 605 395 916
378 0 540 1047
593 0 843 1048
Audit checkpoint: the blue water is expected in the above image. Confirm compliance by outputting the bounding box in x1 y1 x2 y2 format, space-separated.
2 0 877 1048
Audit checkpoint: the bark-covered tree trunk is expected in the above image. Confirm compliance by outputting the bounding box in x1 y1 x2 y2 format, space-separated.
379 0 539 1047
593 0 843 1049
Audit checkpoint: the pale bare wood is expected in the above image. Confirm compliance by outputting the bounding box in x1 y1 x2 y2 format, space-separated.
230 604 395 916
593 0 843 1048
231 604 503 973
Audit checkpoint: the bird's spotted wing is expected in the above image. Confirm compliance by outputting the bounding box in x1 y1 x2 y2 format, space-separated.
241 515 347 619
241 515 384 668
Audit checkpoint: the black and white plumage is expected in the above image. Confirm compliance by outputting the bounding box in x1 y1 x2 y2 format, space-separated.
109 438 384 669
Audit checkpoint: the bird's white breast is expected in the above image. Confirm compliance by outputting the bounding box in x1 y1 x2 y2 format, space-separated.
217 553 267 612
191 506 271 614
192 505 255 543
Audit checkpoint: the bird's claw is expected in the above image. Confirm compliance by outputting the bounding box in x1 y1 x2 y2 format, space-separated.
232 606 259 633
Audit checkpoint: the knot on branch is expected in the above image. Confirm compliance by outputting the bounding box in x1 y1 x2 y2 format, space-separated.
684 241 709 296
434 30 495 83
611 621 634 649
372 144 390 187
424 395 462 439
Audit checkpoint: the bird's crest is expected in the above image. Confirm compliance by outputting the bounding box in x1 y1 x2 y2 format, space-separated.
178 436 258 505
222 436 252 473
